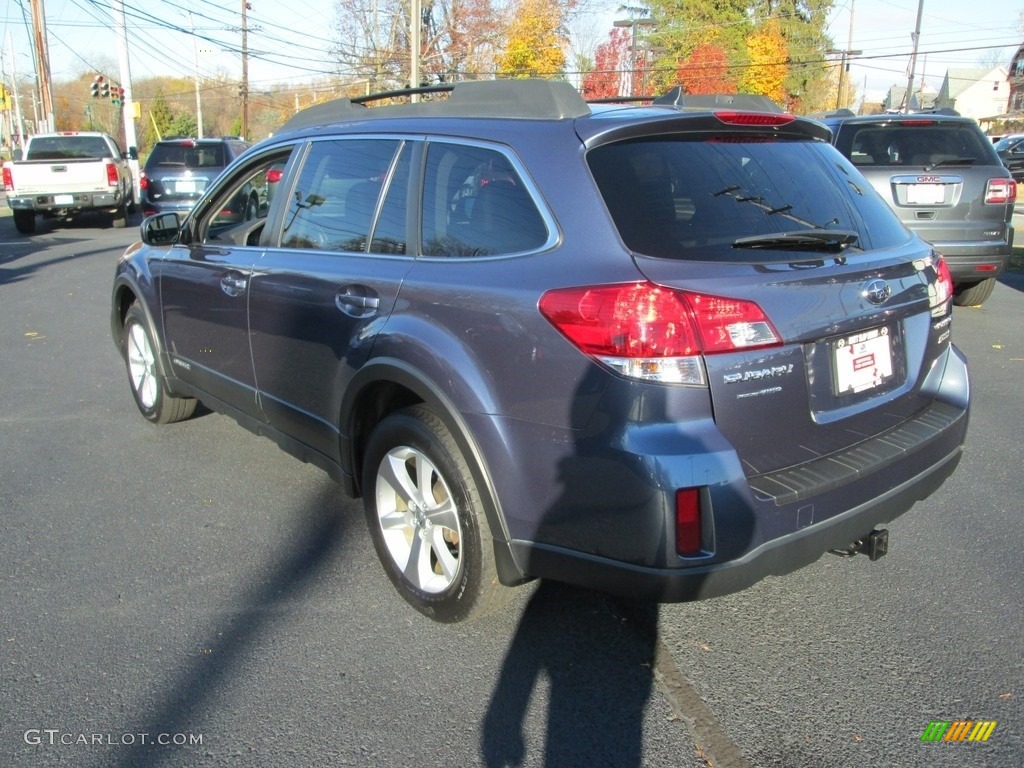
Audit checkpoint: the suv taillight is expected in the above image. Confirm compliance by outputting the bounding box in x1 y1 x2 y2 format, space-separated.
139 171 148 191
538 282 781 384
105 161 119 187
985 178 1017 205
2 165 12 190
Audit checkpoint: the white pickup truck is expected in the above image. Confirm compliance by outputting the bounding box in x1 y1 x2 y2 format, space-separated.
2 132 136 235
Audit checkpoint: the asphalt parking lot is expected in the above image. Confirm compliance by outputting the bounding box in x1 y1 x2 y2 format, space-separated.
0 207 1021 768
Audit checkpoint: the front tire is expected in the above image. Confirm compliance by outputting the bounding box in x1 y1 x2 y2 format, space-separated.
122 303 197 424
362 405 508 622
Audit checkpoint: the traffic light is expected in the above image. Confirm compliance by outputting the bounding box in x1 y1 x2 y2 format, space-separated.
111 86 124 107
91 74 103 98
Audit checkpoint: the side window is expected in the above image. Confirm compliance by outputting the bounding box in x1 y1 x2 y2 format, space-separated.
421 142 548 257
199 149 293 245
281 139 403 253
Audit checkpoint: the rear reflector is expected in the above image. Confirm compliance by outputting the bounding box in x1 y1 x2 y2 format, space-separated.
676 489 703 556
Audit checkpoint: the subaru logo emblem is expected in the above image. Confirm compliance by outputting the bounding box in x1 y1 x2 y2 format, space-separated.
863 279 891 305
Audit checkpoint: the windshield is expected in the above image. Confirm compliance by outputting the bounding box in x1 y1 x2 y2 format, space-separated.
587 137 909 261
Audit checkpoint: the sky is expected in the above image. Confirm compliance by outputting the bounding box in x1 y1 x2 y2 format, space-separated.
1 0 1021 106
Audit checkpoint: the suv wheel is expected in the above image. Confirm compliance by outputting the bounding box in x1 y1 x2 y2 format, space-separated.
362 405 507 622
122 303 197 424
952 277 996 307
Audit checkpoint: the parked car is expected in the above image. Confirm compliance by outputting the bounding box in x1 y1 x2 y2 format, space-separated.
112 80 969 622
994 133 1024 182
139 137 252 218
818 110 1016 307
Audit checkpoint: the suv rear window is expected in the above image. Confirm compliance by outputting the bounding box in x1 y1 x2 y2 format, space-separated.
835 124 993 168
148 142 228 168
588 137 910 260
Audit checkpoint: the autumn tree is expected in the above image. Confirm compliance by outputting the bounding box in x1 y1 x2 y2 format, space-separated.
676 42 737 94
739 18 788 104
499 0 568 77
582 27 628 98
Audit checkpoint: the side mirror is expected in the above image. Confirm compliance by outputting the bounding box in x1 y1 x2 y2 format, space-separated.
126 146 139 161
141 212 182 245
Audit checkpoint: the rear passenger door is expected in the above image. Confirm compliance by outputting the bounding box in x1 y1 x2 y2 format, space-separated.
247 137 415 459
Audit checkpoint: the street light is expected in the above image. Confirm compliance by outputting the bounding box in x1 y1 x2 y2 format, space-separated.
613 17 656 97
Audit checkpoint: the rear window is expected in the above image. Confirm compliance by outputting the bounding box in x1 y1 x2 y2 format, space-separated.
148 142 228 169
835 123 995 168
588 137 909 260
26 136 114 161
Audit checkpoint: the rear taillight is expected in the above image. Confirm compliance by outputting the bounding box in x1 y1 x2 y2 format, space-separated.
266 168 283 184
139 171 148 191
538 281 781 384
985 178 1017 205
929 255 954 316
675 489 703 556
105 161 119 186
2 165 12 190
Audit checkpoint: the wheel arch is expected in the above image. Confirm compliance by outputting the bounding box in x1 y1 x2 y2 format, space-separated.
339 358 530 587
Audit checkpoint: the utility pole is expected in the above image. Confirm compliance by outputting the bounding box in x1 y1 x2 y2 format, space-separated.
241 1 249 139
612 16 655 97
904 0 925 113
29 0 54 131
112 1 140 199
7 32 26 143
189 12 204 137
410 0 420 102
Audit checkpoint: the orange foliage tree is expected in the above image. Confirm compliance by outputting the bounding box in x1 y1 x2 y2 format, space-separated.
675 42 737 95
582 27 628 99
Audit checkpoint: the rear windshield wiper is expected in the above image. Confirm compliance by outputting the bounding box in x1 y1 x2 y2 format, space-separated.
923 157 976 170
732 230 860 252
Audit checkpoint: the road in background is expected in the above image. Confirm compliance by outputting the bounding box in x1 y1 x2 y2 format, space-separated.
0 214 1021 767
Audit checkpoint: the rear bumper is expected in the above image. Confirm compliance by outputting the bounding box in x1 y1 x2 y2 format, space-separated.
502 344 970 601
514 441 963 601
8 191 123 213
928 231 1013 283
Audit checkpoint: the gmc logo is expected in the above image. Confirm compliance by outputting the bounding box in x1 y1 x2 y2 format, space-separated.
917 175 941 183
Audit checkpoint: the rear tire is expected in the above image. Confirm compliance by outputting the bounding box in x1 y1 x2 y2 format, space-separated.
952 278 995 307
362 405 510 622
111 200 129 229
122 302 197 424
13 210 35 235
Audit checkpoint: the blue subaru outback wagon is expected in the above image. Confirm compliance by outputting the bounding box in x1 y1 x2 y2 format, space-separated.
112 80 969 622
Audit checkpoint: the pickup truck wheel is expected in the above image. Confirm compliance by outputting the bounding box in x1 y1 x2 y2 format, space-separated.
362 405 509 622
13 210 35 235
111 201 129 229
122 303 197 424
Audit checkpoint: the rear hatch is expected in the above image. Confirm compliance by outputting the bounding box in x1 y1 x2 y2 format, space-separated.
19 135 119 195
584 113 955 477
144 141 227 205
833 119 1014 247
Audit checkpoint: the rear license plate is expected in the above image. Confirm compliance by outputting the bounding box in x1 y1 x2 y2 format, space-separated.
54 194 74 205
831 326 894 395
906 183 944 205
175 180 197 194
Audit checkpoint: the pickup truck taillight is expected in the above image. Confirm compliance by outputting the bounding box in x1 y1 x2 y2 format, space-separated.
105 161 119 187
2 165 12 191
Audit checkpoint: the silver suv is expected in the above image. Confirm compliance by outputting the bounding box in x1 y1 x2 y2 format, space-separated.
820 110 1016 307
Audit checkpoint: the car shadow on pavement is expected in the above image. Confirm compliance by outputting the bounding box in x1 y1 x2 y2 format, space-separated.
106 485 348 768
997 269 1024 293
481 371 754 767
